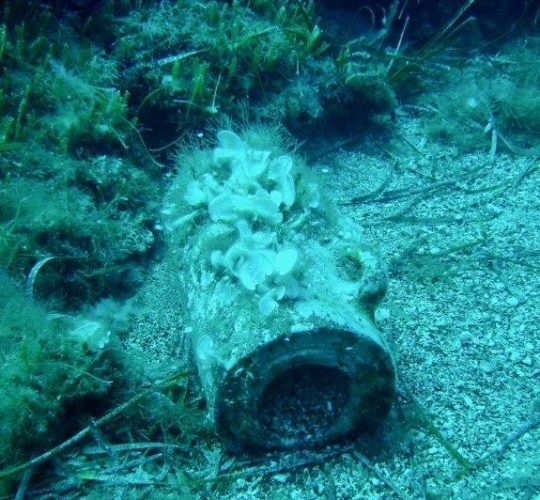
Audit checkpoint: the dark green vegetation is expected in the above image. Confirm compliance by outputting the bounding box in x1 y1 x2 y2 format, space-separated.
1 0 540 497
0 273 121 494
0 271 206 496
0 3 160 309
103 0 403 144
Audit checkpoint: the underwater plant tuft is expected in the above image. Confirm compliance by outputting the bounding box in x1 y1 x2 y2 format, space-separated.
0 273 122 494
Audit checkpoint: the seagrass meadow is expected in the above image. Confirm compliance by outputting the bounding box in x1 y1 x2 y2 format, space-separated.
1 1 539 498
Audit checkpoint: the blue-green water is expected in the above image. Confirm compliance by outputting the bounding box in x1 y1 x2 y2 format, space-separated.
0 1 539 498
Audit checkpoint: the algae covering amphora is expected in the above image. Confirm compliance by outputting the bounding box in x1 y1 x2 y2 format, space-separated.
162 129 396 452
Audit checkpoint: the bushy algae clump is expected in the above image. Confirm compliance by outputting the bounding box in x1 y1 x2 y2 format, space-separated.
0 273 122 494
0 4 160 308
420 38 540 156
